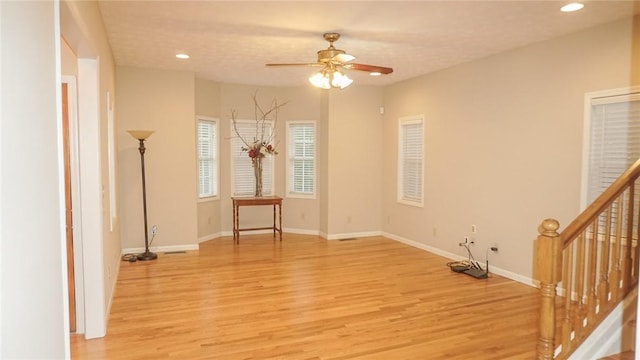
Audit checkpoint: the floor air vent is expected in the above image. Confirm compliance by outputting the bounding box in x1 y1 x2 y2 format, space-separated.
339 238 358 241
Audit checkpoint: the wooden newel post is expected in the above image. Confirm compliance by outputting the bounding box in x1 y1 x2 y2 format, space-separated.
534 218 562 360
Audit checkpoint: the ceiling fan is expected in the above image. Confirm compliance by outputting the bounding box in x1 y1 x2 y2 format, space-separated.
266 33 393 89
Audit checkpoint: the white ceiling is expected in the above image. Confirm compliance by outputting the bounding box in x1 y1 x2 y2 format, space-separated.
97 1 639 88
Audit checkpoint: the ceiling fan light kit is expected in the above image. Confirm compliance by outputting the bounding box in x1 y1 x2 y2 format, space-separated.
309 68 353 89
266 32 393 90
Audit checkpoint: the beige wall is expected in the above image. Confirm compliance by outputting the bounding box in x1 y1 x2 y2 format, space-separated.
382 16 639 279
325 87 384 238
195 78 222 240
216 84 325 233
117 67 198 250
193 82 382 238
119 15 637 282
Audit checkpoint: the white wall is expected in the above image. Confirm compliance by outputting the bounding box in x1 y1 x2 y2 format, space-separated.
381 16 639 281
61 0 119 339
1 1 68 358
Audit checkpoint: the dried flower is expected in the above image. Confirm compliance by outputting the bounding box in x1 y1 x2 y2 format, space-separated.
231 92 287 166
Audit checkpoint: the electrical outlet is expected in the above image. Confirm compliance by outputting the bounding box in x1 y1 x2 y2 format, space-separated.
152 225 158 235
471 224 477 233
491 244 499 253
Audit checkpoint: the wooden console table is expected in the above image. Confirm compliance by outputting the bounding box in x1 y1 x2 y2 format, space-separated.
231 196 282 243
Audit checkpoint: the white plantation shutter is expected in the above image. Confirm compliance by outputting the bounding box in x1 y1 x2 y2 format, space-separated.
587 93 640 203
398 116 424 206
197 118 218 198
232 120 275 196
287 121 315 196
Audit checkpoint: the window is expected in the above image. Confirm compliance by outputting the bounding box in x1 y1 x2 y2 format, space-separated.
197 117 218 199
287 121 316 197
584 89 640 206
398 115 424 206
231 120 275 196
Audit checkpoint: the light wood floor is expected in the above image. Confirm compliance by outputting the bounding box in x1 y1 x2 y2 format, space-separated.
71 234 541 359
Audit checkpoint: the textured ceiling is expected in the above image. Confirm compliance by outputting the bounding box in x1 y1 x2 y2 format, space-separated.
97 1 639 87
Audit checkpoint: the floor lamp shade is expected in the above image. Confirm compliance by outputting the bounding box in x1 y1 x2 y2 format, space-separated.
128 130 157 261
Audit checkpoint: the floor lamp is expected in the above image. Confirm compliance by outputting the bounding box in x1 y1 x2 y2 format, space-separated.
128 130 157 261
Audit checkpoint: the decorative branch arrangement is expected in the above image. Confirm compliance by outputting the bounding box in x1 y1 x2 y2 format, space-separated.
231 92 288 163
231 92 288 197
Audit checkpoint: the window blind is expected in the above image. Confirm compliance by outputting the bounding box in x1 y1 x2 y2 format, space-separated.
231 120 274 196
197 119 218 198
587 93 640 203
288 122 315 195
398 116 424 205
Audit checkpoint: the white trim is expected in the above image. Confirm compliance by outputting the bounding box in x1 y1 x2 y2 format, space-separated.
0 2 3 353
286 120 317 199
198 232 222 243
397 115 425 208
77 58 106 339
196 115 219 199
105 254 121 334
283 227 320 236
122 244 200 255
107 91 117 231
198 195 220 203
326 231 382 240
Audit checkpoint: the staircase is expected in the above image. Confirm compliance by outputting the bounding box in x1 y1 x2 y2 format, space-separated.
534 158 640 360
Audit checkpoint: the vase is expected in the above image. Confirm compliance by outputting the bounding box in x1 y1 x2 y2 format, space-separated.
254 156 263 197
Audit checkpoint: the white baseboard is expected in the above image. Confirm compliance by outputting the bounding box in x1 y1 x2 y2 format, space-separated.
326 231 382 240
105 252 121 332
381 231 536 288
283 227 320 236
122 243 199 255
198 232 222 243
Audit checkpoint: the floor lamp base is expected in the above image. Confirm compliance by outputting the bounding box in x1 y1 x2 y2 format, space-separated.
137 251 158 261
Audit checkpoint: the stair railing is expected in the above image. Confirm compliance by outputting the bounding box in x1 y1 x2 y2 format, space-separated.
535 158 640 360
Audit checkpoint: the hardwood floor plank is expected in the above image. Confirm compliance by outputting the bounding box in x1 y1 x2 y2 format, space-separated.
71 235 540 359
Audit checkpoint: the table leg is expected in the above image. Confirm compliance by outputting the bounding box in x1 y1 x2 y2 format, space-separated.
233 202 239 244
278 202 282 241
272 204 276 238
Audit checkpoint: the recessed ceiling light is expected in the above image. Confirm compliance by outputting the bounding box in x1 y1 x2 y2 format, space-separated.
176 53 190 59
561 2 584 12
369 72 381 77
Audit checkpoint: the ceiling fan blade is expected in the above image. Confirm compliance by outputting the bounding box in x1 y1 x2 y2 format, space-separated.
333 53 355 63
347 63 394 74
265 63 323 68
